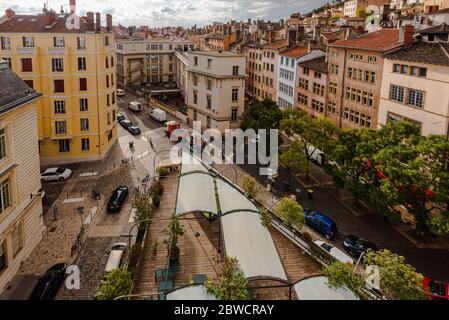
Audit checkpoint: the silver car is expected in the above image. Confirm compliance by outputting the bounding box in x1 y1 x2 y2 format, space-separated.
40 167 73 182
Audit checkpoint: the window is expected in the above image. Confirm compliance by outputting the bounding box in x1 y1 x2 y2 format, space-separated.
21 58 33 72
11 224 23 257
104 36 109 46
313 83 325 96
0 178 11 214
194 56 198 66
111 56 114 67
314 71 321 79
53 36 65 47
368 56 377 63
80 78 87 91
206 115 211 128
207 79 212 90
77 37 86 50
107 113 111 125
52 58 64 72
419 68 427 77
390 85 405 103
298 78 308 90
233 66 239 76
169 63 173 72
393 64 401 73
54 101 66 114
311 99 324 113
193 75 198 86
207 59 212 69
106 75 110 88
107 95 110 107
78 57 86 71
112 92 116 104
193 90 197 104
0 36 10 50
105 56 109 68
58 139 70 152
298 93 308 106
408 89 424 108
0 129 6 160
22 36 34 47
55 121 67 134
329 82 337 95
24 80 33 89
206 95 212 109
54 80 65 93
232 88 238 102
80 118 89 131
81 138 90 151
303 67 309 75
231 108 238 121
80 98 88 111
0 242 6 273
401 64 408 74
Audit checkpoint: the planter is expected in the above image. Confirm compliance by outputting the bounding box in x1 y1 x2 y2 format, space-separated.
168 247 180 267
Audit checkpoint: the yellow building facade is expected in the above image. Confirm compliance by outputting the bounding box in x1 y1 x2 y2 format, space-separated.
0 9 117 164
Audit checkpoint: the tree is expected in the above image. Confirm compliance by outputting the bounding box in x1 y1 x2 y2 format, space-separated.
274 197 305 228
206 256 249 300
163 215 185 257
356 8 366 18
323 261 365 298
279 141 306 171
97 269 133 300
259 207 272 229
240 99 282 132
133 193 154 231
281 109 338 179
363 249 426 300
242 175 260 199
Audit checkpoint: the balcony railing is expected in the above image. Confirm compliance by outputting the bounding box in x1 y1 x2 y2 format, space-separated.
48 47 66 54
17 47 35 54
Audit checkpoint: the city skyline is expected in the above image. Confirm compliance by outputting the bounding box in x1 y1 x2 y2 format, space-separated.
0 0 329 27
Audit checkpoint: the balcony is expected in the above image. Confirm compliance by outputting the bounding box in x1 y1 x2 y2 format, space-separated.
48 47 66 55
17 47 35 54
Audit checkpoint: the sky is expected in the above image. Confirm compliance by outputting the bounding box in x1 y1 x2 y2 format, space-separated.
0 0 329 27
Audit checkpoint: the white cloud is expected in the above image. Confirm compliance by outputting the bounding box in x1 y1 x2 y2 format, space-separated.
0 0 329 27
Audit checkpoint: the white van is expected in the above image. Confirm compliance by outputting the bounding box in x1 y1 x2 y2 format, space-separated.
116 89 125 97
104 242 128 274
128 101 141 112
306 145 327 166
150 108 167 123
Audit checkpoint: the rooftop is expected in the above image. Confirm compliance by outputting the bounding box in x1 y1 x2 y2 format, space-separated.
0 61 42 114
190 51 244 58
419 23 449 34
264 40 289 50
330 29 402 51
298 56 328 73
385 41 449 67
280 45 308 58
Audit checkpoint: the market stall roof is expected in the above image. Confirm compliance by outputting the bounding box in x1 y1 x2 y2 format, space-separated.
166 285 217 300
216 179 258 214
175 172 217 215
293 276 359 300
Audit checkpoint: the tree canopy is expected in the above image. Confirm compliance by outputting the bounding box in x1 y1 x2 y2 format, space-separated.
274 197 305 228
97 269 133 300
240 99 282 132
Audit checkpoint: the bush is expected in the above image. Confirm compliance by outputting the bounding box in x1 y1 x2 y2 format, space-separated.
158 167 169 177
242 175 260 199
274 197 305 229
150 180 164 197
97 269 133 300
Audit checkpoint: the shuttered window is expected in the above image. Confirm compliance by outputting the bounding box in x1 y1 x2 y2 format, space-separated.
79 78 87 91
21 58 32 72
54 80 65 93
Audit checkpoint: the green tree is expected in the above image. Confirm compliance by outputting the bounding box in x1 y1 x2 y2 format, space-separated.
363 249 426 300
206 256 249 300
133 193 154 231
259 207 272 229
240 99 282 132
242 175 260 199
281 109 338 179
356 8 366 18
274 197 305 228
97 269 133 300
323 261 365 298
279 141 306 171
163 215 185 256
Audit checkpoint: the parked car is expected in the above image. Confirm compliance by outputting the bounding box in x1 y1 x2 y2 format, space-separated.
106 186 129 212
423 278 449 300
116 89 125 97
116 111 125 122
128 101 141 112
119 119 133 129
304 209 338 240
29 263 67 300
104 242 128 275
342 234 378 259
314 240 354 264
127 125 141 135
41 167 73 182
150 108 167 122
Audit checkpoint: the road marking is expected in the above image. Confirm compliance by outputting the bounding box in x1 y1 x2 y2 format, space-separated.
79 171 98 177
63 197 85 204
84 206 98 225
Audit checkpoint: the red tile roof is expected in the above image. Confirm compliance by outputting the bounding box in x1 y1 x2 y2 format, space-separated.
330 29 402 51
264 40 289 50
280 45 308 58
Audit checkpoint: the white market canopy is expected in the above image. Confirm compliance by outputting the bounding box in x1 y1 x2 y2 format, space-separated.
174 153 288 281
293 276 359 300
166 285 217 300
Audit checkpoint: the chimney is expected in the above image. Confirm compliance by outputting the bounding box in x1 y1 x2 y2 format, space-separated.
45 10 56 27
70 0 76 14
399 25 414 46
5 8 15 19
106 14 113 32
95 12 101 32
86 12 95 32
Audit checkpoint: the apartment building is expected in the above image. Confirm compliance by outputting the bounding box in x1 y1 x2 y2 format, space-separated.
0 8 117 164
344 0 368 17
424 0 449 13
115 39 196 88
203 33 238 52
175 51 246 132
378 40 449 136
327 27 413 129
296 55 329 118
246 40 288 102
276 46 308 109
0 60 45 294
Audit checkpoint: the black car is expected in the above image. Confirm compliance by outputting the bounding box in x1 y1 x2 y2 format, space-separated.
119 119 133 129
29 263 67 300
117 112 126 122
107 186 129 212
127 125 141 135
343 234 378 258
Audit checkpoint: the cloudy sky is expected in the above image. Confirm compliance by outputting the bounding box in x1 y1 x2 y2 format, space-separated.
0 0 328 27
